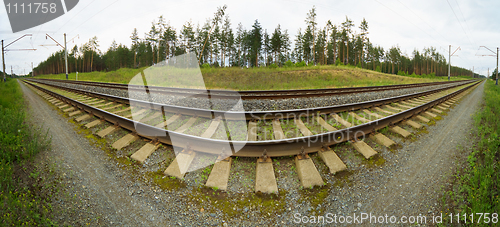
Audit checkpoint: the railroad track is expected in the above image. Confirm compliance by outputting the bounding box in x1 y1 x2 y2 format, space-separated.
22 79 481 193
30 78 471 100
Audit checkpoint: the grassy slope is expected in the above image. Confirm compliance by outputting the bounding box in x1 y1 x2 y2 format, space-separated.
464 80 499 213
35 65 470 90
441 80 499 226
0 79 54 225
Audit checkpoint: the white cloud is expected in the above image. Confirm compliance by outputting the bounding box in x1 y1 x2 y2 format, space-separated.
1 0 499 76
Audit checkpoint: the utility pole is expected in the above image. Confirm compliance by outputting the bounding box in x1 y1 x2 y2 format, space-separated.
2 34 36 82
448 45 451 81
31 62 33 77
448 45 461 81
64 33 68 80
41 33 78 80
2 40 5 82
477 46 499 85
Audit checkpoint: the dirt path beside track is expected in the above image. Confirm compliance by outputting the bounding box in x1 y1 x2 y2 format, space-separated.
324 81 484 226
19 81 173 226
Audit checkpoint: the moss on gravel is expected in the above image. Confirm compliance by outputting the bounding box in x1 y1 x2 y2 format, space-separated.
299 185 330 215
364 155 386 168
187 187 287 218
146 170 187 190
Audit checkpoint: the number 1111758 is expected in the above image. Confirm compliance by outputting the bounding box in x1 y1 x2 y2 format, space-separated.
6 3 57 14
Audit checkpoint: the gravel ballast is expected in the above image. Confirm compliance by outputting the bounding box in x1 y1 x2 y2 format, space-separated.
35 80 471 111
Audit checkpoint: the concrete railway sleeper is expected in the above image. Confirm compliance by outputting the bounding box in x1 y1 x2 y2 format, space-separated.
23 80 481 193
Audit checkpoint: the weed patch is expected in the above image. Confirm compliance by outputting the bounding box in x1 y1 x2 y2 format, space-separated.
0 79 55 226
441 80 499 221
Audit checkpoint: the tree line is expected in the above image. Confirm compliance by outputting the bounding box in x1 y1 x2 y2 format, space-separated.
34 6 474 78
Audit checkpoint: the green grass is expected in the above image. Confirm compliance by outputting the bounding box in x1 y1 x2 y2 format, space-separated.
35 65 470 91
465 81 499 212
440 80 499 226
0 79 54 226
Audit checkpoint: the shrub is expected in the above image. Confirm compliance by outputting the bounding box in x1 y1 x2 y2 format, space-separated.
284 60 294 68
335 58 344 66
295 61 307 67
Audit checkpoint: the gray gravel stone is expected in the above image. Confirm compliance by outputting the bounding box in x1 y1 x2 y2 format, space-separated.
38 80 470 112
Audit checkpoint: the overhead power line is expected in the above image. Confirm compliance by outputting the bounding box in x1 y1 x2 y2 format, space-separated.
373 0 446 47
55 0 98 33
395 0 450 44
445 0 474 47
69 0 121 34
453 0 477 47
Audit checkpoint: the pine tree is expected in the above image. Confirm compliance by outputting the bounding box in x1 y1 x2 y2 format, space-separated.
271 25 282 65
235 23 246 67
249 20 262 67
263 29 271 66
305 6 317 64
341 16 353 65
359 18 368 68
88 36 99 71
197 20 211 64
327 24 338 65
302 27 313 64
162 22 176 60
222 15 232 67
180 20 196 54
146 22 159 64
293 28 303 63
130 28 139 68
198 5 226 65
280 29 291 65
156 16 166 63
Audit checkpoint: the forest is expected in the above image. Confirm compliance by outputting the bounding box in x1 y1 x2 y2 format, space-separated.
33 6 476 78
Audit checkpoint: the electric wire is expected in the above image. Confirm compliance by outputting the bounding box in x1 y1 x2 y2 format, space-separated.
68 0 121 34
445 0 474 47
54 0 98 33
374 0 446 47
453 0 477 47
395 0 451 45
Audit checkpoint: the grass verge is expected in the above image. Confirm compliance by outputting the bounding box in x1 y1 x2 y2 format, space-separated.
0 79 54 226
440 80 499 226
35 65 469 90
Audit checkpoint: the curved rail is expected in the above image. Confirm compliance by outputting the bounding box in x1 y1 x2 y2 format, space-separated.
22 79 480 157
26 79 473 121
29 78 474 100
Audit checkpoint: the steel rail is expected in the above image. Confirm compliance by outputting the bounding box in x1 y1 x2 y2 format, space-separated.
29 78 474 100
22 79 480 157
26 79 474 121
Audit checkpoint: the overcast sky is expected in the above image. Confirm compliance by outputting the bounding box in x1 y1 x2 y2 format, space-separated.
1 0 499 76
